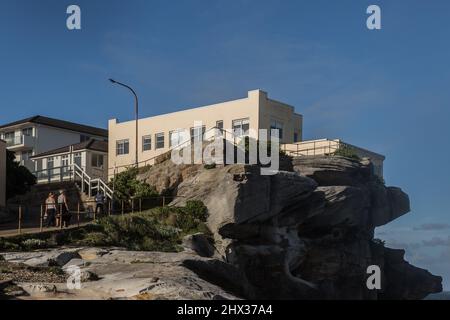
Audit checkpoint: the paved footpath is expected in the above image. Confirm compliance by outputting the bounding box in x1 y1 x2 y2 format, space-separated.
0 223 90 238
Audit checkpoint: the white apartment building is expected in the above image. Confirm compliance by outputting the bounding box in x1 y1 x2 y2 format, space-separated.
0 115 108 172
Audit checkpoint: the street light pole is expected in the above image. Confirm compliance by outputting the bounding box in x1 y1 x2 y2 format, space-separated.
109 79 139 167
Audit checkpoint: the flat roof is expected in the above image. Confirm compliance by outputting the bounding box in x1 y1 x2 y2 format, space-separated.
112 89 300 125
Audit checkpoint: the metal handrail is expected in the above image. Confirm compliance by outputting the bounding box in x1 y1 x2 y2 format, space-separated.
73 163 113 200
282 140 351 157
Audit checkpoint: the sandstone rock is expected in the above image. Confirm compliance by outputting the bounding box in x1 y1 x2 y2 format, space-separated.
379 247 442 300
2 248 81 267
137 150 202 195
171 165 316 255
182 233 216 258
292 156 373 186
165 159 441 300
299 186 371 230
2 155 440 300
370 185 410 227
3 248 239 300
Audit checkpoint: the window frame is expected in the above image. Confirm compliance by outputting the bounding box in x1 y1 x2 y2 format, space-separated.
216 120 224 136
116 139 130 156
73 152 82 167
91 153 104 168
169 129 187 148
232 118 250 137
22 127 33 137
270 119 284 140
190 126 206 143
142 135 152 151
155 133 165 149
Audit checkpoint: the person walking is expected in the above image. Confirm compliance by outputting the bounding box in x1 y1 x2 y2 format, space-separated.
58 190 71 228
45 192 57 228
95 192 105 215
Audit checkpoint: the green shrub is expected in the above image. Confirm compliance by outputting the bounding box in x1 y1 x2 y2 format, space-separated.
334 145 361 160
77 232 110 247
21 239 48 250
185 200 208 222
0 201 210 253
204 163 217 170
0 238 20 251
109 167 158 201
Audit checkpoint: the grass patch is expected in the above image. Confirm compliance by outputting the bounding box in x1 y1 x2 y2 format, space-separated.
0 200 211 253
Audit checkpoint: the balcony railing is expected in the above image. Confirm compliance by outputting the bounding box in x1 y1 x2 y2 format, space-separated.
5 135 35 149
5 136 24 147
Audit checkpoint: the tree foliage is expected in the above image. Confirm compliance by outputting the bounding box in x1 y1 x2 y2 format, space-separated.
109 167 158 200
334 145 361 160
6 150 36 200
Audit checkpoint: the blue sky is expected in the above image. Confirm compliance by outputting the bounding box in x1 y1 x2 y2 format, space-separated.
1 0 449 289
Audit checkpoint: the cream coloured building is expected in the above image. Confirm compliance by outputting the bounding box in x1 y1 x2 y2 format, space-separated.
0 140 6 207
108 90 303 175
108 89 385 179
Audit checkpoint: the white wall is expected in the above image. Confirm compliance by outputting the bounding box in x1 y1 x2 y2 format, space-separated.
34 125 105 155
0 123 106 165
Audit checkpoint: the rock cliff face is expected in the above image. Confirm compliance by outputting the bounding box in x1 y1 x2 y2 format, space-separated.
0 155 443 300
161 155 442 300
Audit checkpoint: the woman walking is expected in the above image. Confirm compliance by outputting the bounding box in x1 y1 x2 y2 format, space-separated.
45 192 57 227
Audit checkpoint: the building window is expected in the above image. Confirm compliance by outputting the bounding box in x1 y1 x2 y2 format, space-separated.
36 159 43 171
142 135 152 151
4 131 14 142
74 153 82 167
270 119 284 140
294 132 299 143
155 133 165 149
169 130 186 148
62 155 69 166
80 135 91 143
61 155 70 174
232 118 250 137
21 150 33 161
116 139 129 155
216 121 223 136
91 154 104 168
22 127 33 136
47 157 54 169
190 126 206 143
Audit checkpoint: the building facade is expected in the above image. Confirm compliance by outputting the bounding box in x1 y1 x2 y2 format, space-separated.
108 90 303 175
30 139 108 184
108 89 386 179
0 116 108 172
0 140 6 207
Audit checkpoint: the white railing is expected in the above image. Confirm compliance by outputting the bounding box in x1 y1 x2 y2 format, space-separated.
73 163 113 200
282 139 342 157
33 164 113 200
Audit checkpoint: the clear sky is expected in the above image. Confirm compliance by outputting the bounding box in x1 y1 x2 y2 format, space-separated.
1 0 449 290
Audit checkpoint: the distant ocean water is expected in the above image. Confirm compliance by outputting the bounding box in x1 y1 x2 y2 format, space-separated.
425 291 450 300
